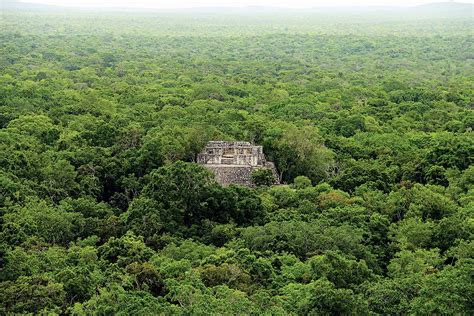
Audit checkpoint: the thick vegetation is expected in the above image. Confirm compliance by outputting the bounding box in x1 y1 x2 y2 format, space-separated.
0 7 473 315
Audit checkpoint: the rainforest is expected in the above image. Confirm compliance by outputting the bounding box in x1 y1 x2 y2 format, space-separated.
0 2 473 314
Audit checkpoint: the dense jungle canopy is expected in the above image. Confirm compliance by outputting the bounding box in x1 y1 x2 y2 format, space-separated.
0 2 473 314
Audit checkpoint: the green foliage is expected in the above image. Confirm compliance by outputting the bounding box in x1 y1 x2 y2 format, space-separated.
2 200 83 245
411 259 474 315
280 279 369 314
72 285 174 315
292 176 312 189
0 275 65 314
139 161 217 230
98 231 154 266
309 250 375 288
199 263 251 290
265 123 335 182
240 220 368 260
365 277 420 314
1 6 473 315
251 168 275 187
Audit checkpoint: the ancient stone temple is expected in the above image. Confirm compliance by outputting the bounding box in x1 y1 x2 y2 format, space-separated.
197 141 279 186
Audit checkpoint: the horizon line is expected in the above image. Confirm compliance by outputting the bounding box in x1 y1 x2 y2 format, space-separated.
14 1 474 10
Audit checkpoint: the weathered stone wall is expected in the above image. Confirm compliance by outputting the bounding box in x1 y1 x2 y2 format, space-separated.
197 141 265 167
265 162 280 183
197 141 279 186
203 165 278 187
203 165 255 186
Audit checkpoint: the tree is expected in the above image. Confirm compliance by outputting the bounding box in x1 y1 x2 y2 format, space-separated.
366 277 420 315
40 158 79 203
411 259 474 315
251 168 275 187
98 231 154 267
309 250 375 289
0 275 65 314
264 123 334 183
292 176 312 189
7 114 60 145
199 263 251 291
387 249 442 278
139 161 218 230
390 217 434 251
2 200 83 245
280 279 369 315
72 284 175 315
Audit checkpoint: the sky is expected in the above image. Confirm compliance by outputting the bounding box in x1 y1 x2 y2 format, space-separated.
19 0 474 9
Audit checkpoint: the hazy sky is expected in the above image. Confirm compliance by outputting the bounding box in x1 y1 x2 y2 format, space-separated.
20 0 474 9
